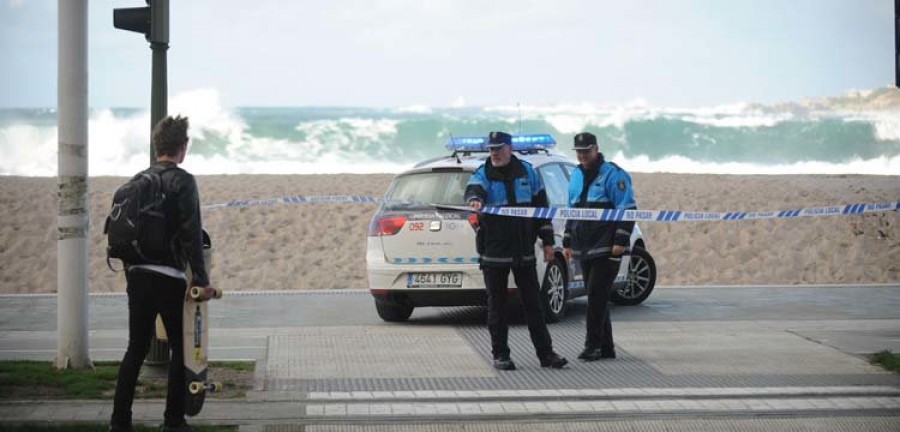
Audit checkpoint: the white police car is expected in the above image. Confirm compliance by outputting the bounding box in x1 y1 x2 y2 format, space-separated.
366 134 656 322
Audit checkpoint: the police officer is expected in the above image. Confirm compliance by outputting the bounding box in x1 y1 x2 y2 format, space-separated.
563 132 636 361
465 131 568 370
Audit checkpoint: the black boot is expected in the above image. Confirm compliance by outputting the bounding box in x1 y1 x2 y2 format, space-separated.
492 356 517 370
579 348 616 362
539 352 569 369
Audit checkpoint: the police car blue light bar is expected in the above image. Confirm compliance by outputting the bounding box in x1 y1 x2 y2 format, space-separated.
445 136 487 151
445 134 556 152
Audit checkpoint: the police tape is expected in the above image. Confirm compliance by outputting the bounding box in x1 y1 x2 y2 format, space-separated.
202 195 899 222
202 195 381 210
455 202 900 222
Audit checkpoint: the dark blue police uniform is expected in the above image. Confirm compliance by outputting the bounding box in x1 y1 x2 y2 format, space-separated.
564 132 636 360
465 131 567 370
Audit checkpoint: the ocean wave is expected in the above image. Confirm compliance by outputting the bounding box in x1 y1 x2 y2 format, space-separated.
611 152 900 176
2 87 899 177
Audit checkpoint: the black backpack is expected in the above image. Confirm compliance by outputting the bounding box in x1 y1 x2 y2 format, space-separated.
104 165 175 270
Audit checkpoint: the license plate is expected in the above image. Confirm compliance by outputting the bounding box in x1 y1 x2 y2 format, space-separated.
406 272 462 288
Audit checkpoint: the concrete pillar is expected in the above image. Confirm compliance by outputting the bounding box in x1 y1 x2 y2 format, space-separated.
56 0 92 370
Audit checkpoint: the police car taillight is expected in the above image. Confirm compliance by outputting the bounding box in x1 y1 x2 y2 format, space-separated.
368 215 407 236
467 213 479 230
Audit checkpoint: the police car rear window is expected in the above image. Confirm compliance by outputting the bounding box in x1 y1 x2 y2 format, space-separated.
384 171 471 209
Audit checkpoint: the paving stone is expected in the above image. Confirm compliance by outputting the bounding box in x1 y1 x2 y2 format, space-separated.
611 400 639 411
369 404 391 415
565 401 593 412
501 402 527 413
390 404 415 415
413 403 438 415
346 404 370 416
588 401 617 411
480 403 504 414
545 401 570 413
457 403 482 414
306 404 325 416
435 403 460 415
323 404 346 416
523 402 549 413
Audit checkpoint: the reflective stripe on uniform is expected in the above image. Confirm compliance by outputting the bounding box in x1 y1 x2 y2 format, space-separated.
480 256 514 263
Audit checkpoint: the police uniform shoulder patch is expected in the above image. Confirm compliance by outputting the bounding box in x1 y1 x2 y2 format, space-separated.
617 179 626 191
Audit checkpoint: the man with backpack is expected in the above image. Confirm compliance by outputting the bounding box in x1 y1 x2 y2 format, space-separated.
109 115 212 432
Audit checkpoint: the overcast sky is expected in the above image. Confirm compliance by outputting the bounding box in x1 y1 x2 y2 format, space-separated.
0 0 894 108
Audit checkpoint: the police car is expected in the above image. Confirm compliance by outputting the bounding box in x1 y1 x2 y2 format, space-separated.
366 134 656 322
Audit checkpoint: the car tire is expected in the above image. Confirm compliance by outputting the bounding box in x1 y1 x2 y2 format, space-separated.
374 299 414 322
611 247 657 306
541 257 568 323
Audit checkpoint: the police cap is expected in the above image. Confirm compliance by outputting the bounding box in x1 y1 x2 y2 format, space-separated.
487 131 512 149
572 132 598 150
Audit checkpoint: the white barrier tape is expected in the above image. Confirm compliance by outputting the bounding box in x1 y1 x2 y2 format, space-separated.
203 195 381 210
202 195 899 222
441 201 900 222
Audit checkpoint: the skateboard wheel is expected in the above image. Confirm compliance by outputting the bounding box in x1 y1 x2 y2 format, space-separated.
188 381 204 395
190 286 222 301
209 382 223 392
189 287 203 300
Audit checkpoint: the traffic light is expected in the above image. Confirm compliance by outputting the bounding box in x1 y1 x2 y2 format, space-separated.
113 0 168 44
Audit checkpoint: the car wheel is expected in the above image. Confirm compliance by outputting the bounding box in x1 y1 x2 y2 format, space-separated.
611 247 657 306
541 257 568 323
374 299 414 322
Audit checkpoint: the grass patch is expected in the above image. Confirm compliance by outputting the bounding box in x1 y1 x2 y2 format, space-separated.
209 361 255 372
869 350 900 373
0 361 119 399
0 360 254 400
0 424 236 432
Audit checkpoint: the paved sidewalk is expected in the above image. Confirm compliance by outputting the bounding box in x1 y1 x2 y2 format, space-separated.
2 386 899 425
1 286 899 430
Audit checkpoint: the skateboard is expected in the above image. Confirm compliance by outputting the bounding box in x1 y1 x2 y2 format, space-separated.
183 230 222 417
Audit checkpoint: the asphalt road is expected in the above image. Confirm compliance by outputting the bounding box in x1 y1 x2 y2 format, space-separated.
1 284 898 361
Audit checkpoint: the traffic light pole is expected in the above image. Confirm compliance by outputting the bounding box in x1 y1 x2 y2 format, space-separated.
148 0 169 163
146 0 171 370
150 40 167 163
113 0 171 371
143 38 170 370
895 0 899 88
144 37 170 371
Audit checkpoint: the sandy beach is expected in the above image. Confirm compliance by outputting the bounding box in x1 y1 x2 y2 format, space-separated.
0 173 897 294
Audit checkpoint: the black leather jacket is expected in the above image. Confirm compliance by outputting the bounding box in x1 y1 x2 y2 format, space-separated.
153 161 210 287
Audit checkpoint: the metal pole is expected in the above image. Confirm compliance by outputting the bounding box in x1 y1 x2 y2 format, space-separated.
895 0 899 87
56 0 92 370
149 42 167 163
145 0 171 368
